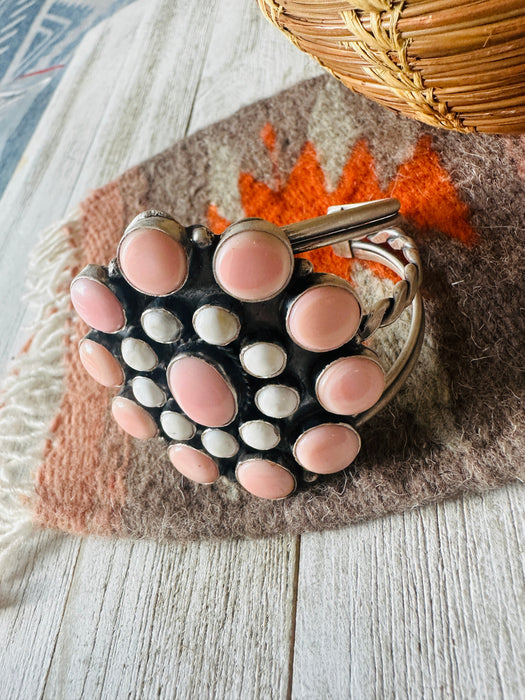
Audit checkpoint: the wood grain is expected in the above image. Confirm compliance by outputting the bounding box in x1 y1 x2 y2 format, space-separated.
42 536 298 699
188 0 322 135
293 485 525 699
0 1 523 699
0 531 81 700
1 2 309 698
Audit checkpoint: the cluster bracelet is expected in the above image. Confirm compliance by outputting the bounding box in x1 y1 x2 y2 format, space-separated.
70 198 424 500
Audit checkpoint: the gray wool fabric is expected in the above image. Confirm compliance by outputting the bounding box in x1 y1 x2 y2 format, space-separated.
33 75 525 542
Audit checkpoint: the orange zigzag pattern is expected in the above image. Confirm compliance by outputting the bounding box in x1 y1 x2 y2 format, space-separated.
208 124 477 282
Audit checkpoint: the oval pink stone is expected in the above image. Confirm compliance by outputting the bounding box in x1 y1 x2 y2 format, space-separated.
167 356 236 427
71 277 125 333
316 356 385 415
214 230 292 301
79 339 124 387
288 285 361 351
111 397 158 439
294 423 360 474
236 458 296 499
168 444 219 484
118 227 188 295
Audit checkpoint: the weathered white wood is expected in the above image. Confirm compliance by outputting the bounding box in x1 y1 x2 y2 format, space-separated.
1 2 304 698
42 536 297 699
65 0 221 195
0 0 320 372
0 0 217 369
0 531 81 700
0 1 523 699
293 484 525 700
0 1 143 369
188 0 321 134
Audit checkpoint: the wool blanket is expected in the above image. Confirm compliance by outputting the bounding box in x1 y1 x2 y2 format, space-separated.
1 75 523 546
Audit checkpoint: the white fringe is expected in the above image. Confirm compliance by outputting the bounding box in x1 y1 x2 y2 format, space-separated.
0 208 82 564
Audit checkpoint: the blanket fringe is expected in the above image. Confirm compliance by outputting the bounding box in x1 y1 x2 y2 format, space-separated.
0 209 82 564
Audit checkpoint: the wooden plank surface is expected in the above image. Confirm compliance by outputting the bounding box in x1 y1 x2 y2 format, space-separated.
294 486 525 700
0 1 523 699
42 536 298 700
0 3 313 698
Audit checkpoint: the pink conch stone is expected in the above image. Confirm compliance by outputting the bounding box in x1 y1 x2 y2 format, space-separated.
111 397 158 439
118 227 187 295
294 423 360 474
167 356 236 427
214 230 292 300
168 444 219 484
316 356 385 415
288 285 361 351
79 339 124 387
236 459 296 499
71 278 125 333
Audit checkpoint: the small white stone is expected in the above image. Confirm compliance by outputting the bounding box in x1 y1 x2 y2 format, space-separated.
239 421 280 450
132 376 166 407
255 385 300 418
141 308 182 343
121 337 157 371
241 342 287 378
201 429 239 458
160 411 196 440
193 305 240 345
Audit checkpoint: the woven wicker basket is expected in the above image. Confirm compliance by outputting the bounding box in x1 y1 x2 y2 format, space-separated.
257 0 525 133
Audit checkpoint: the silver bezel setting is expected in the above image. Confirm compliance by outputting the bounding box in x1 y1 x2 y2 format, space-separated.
160 411 196 441
254 383 300 419
192 304 241 346
130 376 167 408
71 264 127 333
111 396 159 438
120 337 159 372
285 274 363 352
314 349 385 416
166 353 239 427
239 420 281 450
212 218 295 302
167 443 220 485
201 428 239 459
140 307 183 344
74 199 426 497
116 213 190 297
235 456 297 500
78 337 125 388
239 341 287 379
292 422 362 472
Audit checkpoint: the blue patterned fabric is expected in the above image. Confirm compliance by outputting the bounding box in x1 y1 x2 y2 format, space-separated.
0 0 135 198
